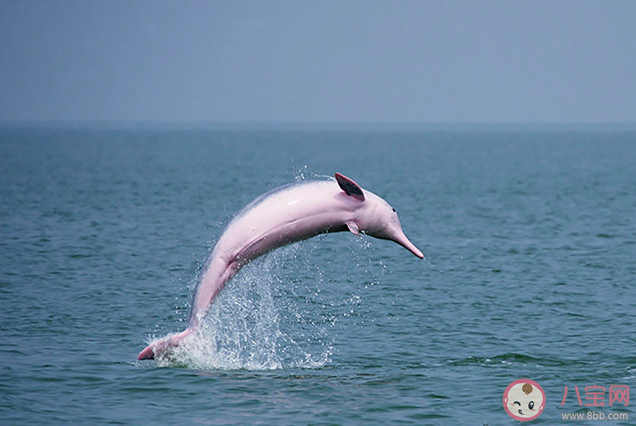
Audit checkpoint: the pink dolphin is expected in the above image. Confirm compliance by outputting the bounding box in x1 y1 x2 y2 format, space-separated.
138 173 423 360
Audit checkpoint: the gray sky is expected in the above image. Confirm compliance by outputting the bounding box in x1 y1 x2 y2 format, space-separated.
1 1 635 124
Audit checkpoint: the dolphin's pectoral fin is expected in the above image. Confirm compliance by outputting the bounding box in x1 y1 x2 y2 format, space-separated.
346 221 361 236
335 173 365 201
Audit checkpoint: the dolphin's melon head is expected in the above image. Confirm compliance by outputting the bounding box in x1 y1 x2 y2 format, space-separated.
335 173 424 259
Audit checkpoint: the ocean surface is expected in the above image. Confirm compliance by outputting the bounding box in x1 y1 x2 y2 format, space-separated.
1 125 635 425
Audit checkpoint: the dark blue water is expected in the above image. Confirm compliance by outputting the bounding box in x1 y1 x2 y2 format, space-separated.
1 126 635 424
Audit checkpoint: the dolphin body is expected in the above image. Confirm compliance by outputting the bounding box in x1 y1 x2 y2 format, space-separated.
138 173 423 360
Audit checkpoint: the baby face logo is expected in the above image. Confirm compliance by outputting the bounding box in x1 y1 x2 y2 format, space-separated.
503 379 545 421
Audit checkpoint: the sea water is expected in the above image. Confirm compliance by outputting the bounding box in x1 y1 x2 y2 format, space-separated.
1 125 635 424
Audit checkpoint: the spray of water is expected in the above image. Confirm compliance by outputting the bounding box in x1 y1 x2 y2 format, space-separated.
153 245 333 370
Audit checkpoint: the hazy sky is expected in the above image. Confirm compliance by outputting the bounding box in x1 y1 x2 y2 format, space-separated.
1 1 635 124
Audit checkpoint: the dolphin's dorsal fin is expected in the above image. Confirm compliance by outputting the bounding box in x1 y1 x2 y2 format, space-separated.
335 173 365 201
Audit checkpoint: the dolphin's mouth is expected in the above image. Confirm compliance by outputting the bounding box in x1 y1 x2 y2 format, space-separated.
518 409 523 415
392 231 424 259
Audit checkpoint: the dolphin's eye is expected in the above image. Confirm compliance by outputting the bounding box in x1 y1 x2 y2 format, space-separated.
528 401 534 410
513 401 521 406
392 208 396 213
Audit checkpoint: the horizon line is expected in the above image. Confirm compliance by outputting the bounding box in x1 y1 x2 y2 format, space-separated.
1 120 636 131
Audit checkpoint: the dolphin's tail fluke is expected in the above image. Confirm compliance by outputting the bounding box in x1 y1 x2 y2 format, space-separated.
138 344 156 360
138 328 194 360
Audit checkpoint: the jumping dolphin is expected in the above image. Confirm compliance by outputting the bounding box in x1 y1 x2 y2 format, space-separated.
138 173 423 360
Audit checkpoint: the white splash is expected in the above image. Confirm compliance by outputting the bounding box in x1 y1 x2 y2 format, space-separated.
154 245 333 370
